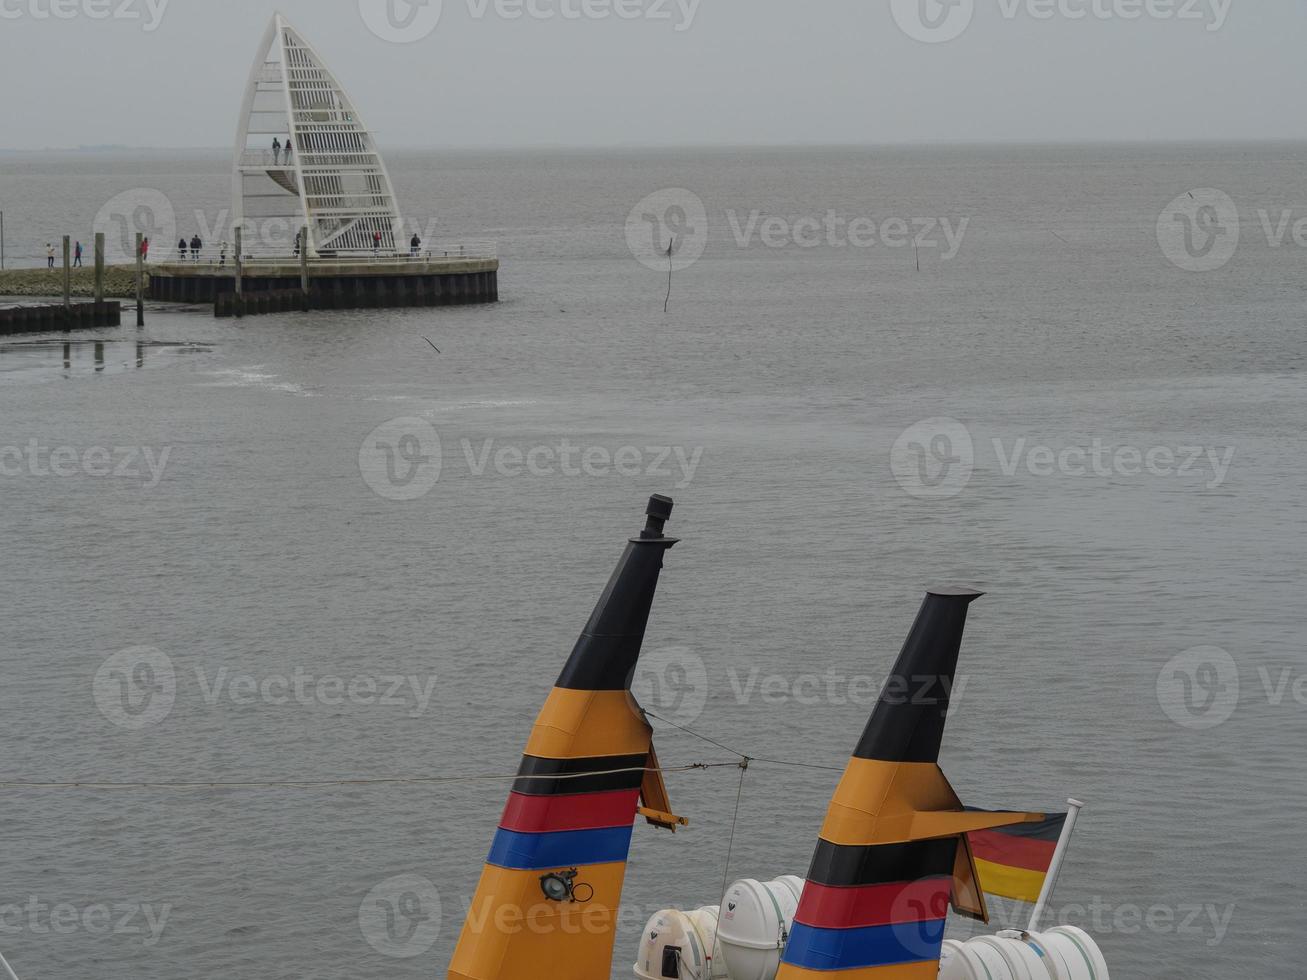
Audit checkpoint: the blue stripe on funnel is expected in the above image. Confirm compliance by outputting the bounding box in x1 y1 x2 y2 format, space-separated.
486 825 634 871
782 920 946 971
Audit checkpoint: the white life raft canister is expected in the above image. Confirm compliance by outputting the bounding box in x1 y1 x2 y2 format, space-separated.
714 877 804 980
939 926 1110 980
634 906 729 980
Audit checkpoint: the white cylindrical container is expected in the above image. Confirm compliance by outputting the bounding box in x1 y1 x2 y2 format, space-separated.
774 876 806 906
1028 927 1111 980
946 935 1045 980
635 909 712 980
715 878 802 980
941 937 1028 980
686 906 730 980
939 929 1110 980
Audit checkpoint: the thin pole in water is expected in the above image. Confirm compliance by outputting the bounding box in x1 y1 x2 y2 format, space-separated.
664 237 675 313
1026 798 1085 933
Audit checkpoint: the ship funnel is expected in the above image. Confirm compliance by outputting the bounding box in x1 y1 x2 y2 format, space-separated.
777 588 1049 980
555 495 679 692
449 497 681 980
854 587 983 764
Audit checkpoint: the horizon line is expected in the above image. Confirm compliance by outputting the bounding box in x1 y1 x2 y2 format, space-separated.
3 136 1306 154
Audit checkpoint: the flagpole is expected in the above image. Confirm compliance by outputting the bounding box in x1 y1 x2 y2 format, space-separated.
1026 798 1085 933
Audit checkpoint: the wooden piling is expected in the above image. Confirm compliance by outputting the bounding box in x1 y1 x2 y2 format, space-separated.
234 227 244 319
134 232 144 327
62 236 71 310
299 225 310 311
94 232 105 304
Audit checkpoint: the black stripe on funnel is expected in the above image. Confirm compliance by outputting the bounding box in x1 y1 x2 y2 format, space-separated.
853 588 983 763
512 753 650 796
806 837 959 888
554 496 679 692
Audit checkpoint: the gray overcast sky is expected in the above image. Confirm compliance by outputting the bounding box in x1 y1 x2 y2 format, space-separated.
0 0 1302 150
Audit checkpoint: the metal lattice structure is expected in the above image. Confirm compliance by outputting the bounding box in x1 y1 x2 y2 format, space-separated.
233 14 403 257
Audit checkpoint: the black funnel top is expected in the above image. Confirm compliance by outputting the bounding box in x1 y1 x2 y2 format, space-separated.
852 588 983 763
554 497 679 692
642 494 675 537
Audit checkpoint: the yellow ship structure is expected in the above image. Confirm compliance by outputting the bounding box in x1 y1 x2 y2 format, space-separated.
447 497 1110 980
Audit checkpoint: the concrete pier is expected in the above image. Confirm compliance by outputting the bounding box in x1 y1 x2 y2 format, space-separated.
148 255 500 315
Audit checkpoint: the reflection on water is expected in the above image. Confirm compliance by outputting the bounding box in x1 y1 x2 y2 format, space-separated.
0 339 212 381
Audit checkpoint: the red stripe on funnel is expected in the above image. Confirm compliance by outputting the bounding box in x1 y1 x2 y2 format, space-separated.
499 789 640 834
795 877 952 930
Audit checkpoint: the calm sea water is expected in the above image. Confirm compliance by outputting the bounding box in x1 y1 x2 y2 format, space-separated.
0 144 1304 979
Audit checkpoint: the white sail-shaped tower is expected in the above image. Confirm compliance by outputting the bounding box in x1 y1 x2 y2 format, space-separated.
233 13 403 257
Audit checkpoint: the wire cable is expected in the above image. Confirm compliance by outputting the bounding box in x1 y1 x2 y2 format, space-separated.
0 762 743 792
708 759 749 974
645 711 845 772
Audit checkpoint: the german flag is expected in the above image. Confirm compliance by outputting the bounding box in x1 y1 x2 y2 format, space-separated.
966 811 1067 904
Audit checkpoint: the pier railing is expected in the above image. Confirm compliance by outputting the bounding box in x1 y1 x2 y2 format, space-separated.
153 242 498 267
237 149 384 169
238 149 294 168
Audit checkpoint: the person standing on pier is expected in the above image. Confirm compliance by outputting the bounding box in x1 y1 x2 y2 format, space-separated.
190 235 203 262
373 229 382 255
285 138 293 161
142 237 150 262
74 241 83 267
272 137 281 164
219 240 229 267
178 237 187 262
410 232 421 257
46 244 55 269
